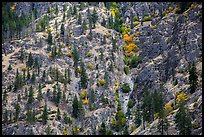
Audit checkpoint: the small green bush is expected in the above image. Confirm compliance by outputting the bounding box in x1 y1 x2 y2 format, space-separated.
121 83 131 93
128 99 133 108
194 97 198 102
123 57 131 66
142 16 152 22
192 121 199 129
124 66 130 75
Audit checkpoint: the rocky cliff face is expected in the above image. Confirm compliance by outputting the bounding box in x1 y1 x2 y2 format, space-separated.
2 2 202 135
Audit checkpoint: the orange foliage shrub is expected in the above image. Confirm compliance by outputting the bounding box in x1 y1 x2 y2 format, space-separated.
123 34 134 43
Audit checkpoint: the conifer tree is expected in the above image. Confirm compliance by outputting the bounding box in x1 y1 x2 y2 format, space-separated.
175 101 192 135
189 62 198 94
31 71 36 83
78 98 85 119
60 23 65 36
47 30 52 46
72 95 78 118
63 3 67 12
53 85 57 103
55 3 58 16
37 83 43 102
73 45 79 77
91 7 98 28
80 61 88 89
135 103 142 128
14 102 20 122
56 108 61 121
104 71 109 89
27 52 33 68
99 122 107 135
56 85 62 105
42 100 48 125
28 86 34 105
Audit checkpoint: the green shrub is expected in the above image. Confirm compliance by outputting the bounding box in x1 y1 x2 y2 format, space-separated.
133 16 139 21
128 99 133 108
194 97 198 102
87 52 92 57
121 83 131 93
131 55 141 68
192 121 199 129
123 57 131 66
133 21 140 27
124 66 130 75
142 16 152 22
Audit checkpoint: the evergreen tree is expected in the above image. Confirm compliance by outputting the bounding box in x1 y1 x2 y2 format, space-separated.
175 101 192 135
142 87 152 122
56 85 62 105
33 57 39 70
42 100 48 125
90 89 95 104
81 19 87 34
14 102 20 122
31 71 36 83
52 85 57 103
67 6 72 17
91 7 98 28
80 61 88 89
157 109 169 135
62 89 66 104
73 45 79 77
14 69 23 91
37 83 43 102
67 68 71 84
55 3 58 16
79 2 85 10
135 103 142 128
63 12 66 22
189 63 198 94
72 5 77 15
26 109 33 123
112 38 117 52
55 20 58 32
63 3 67 12
27 52 33 68
42 70 46 81
101 17 106 27
19 48 25 63
104 71 109 89
72 95 78 118
78 98 85 119
99 122 106 135
8 64 12 70
32 109 36 124
28 86 34 105
27 68 30 80
60 23 65 36
47 30 52 46
56 108 61 121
